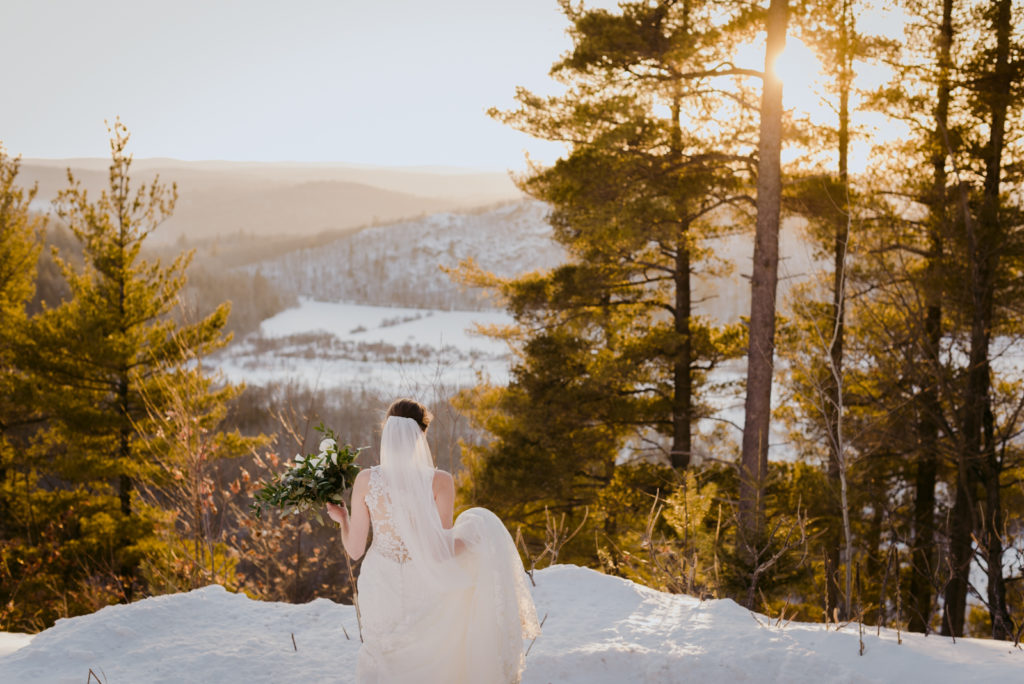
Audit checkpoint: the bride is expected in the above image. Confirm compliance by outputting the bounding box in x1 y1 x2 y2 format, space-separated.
326 398 540 683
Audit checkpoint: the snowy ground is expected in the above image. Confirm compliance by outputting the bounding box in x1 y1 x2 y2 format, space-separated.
2 565 1020 683
214 299 514 392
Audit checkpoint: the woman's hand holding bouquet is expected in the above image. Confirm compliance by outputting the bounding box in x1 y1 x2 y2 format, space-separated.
251 423 362 525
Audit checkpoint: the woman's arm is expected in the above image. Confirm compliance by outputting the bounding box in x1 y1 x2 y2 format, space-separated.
433 470 455 530
326 469 371 560
434 471 467 554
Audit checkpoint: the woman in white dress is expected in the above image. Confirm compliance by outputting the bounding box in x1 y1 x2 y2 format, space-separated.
326 398 540 684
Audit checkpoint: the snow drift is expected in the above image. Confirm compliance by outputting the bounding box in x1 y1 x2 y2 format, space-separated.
1 565 1020 683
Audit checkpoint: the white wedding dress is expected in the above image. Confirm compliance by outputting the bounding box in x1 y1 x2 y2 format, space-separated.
354 419 540 684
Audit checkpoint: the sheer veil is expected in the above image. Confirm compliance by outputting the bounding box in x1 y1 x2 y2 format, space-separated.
378 415 468 593
363 415 541 683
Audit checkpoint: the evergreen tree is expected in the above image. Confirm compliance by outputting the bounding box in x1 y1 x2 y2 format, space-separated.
779 0 897 622
738 0 790 580
20 121 231 600
944 0 1021 639
461 0 755 565
841 0 1024 638
0 146 44 544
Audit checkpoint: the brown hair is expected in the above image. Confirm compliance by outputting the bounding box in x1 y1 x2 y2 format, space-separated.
385 398 432 432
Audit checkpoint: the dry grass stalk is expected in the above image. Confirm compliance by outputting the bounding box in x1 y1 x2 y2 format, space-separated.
525 612 548 658
514 507 589 587
733 499 814 609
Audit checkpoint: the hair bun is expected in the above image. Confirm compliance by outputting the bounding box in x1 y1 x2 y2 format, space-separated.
385 398 432 432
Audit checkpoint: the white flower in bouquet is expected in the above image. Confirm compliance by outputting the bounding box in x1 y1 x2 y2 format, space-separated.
251 423 364 523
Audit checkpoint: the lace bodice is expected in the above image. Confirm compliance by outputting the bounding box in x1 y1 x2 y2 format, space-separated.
364 466 412 563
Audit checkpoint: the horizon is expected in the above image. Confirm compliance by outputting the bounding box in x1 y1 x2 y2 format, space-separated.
18 155 515 174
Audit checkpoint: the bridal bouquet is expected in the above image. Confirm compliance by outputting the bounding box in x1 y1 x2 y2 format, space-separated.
251 424 363 524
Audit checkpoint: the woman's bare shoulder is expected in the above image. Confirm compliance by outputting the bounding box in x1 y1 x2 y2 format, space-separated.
432 469 454 488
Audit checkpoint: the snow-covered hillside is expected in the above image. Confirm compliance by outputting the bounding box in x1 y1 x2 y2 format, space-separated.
1 565 1019 684
246 200 566 310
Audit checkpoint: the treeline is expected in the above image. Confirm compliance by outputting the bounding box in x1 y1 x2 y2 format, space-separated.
0 126 479 632
456 0 1024 641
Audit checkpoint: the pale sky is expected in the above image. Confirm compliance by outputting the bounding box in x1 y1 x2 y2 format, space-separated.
1 0 585 170
2 0 904 172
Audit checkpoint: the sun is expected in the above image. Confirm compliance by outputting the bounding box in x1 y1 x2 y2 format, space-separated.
773 37 831 123
735 35 828 121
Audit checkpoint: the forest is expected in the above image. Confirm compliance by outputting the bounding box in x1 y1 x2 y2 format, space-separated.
1 0 1022 646
456 0 1024 641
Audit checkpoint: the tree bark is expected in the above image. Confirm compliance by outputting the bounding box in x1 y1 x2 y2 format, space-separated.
824 0 853 621
975 0 1013 641
908 0 952 635
669 96 693 470
942 457 974 637
671 238 693 469
739 0 789 573
943 0 1014 639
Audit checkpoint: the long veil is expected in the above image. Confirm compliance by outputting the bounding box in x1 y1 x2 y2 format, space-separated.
379 415 468 593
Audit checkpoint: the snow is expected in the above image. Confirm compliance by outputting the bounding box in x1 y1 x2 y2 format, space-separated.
2 565 1020 683
0 633 32 659
259 300 511 356
214 299 514 392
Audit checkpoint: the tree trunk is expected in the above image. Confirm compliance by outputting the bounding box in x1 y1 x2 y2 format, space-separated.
739 0 789 574
908 0 952 635
907 424 938 633
824 0 853 621
669 96 692 470
118 376 135 601
671 238 693 469
981 407 1012 639
975 0 1013 641
942 458 974 637
944 0 1014 639
118 370 133 517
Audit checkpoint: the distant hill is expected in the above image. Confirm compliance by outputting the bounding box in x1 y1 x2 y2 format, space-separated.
237 199 822 318
18 158 522 243
244 200 567 310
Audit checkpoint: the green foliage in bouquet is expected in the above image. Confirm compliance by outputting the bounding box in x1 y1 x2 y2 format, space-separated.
251 424 362 524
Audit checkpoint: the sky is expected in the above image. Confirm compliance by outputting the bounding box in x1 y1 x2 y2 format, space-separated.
2 0 588 170
1 0 904 172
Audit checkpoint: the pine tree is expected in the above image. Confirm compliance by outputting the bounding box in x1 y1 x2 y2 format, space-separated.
738 0 790 580
946 0 1021 639
844 0 1024 638
780 0 892 622
0 146 44 542
21 121 231 600
462 0 753 563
